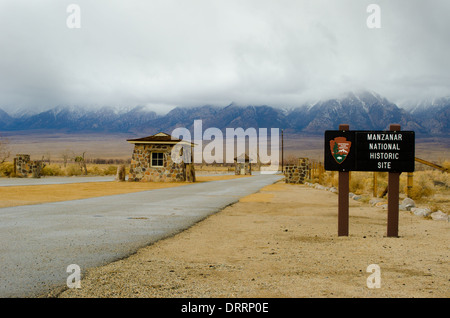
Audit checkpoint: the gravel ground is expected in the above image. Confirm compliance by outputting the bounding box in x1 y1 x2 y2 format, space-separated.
50 182 449 298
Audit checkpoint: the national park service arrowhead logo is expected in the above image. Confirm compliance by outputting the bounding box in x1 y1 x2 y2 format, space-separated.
330 137 351 164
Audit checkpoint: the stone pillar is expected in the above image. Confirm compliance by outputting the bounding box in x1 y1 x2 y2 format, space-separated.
283 158 310 184
115 164 126 181
14 154 42 178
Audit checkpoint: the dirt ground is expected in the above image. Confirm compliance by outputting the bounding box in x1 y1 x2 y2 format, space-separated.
0 175 247 208
47 180 449 298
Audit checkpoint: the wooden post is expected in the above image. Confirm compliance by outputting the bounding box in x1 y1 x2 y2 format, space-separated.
407 172 413 198
322 162 324 183
338 124 350 236
316 161 318 179
349 171 352 188
318 162 323 183
387 124 401 237
281 129 284 173
373 172 378 197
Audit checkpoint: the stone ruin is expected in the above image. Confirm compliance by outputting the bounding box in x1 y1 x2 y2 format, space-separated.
14 154 43 178
283 157 310 184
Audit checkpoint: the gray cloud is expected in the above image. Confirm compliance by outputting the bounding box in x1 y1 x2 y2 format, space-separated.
0 0 449 113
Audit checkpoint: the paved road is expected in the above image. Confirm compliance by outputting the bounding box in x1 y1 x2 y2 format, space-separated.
0 176 115 187
0 174 283 297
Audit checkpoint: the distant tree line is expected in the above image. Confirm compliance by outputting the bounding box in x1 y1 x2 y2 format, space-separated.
86 158 131 165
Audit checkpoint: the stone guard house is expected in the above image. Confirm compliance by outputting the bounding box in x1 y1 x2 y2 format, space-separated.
127 132 195 182
234 154 252 175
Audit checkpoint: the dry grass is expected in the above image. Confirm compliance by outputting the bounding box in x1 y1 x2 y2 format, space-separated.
0 182 187 209
42 163 123 177
0 161 125 178
315 168 449 213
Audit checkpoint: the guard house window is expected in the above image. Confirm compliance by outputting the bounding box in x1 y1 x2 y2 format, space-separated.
151 152 164 167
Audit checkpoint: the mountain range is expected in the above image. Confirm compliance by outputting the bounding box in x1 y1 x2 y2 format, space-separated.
0 91 448 137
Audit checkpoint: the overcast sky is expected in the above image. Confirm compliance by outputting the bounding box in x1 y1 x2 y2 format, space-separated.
0 0 449 114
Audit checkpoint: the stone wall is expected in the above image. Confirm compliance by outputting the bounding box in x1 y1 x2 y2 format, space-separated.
128 144 195 182
14 154 43 178
283 158 310 184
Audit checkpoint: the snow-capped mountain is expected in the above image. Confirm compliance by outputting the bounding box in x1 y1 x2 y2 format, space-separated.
0 91 448 136
297 91 424 133
407 97 450 136
0 108 12 128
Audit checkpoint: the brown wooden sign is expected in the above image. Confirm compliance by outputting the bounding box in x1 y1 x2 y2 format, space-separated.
324 130 415 172
325 124 413 237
